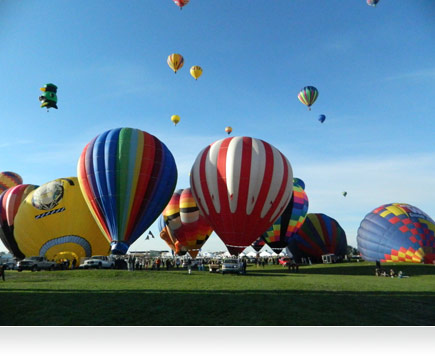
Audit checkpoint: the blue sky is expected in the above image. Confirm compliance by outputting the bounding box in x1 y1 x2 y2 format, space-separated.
1 0 434 253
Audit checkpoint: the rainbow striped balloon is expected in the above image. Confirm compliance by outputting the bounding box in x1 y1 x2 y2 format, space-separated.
77 128 178 255
0 172 23 194
297 86 318 110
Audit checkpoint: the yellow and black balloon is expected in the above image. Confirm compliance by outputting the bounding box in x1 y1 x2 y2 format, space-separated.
14 177 110 267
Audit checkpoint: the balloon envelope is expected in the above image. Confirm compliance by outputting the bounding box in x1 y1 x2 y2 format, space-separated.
225 126 232 135
171 115 180 125
288 213 347 262
0 172 23 194
77 127 178 254
357 203 435 264
173 0 190 9
190 136 293 255
298 86 318 110
14 177 110 264
0 184 38 259
318 114 326 123
262 178 309 253
167 53 184 73
367 0 380 6
190 66 202 80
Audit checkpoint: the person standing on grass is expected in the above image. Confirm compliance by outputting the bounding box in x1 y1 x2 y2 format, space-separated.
0 264 5 281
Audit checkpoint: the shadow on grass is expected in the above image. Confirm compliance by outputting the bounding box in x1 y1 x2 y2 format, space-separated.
1 288 434 326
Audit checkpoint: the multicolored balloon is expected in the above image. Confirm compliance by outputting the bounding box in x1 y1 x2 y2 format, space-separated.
288 213 348 262
162 188 213 257
190 136 293 255
14 178 110 265
173 0 190 10
367 0 380 7
0 172 23 194
167 53 184 73
262 178 309 253
225 126 232 135
298 86 318 110
77 127 178 255
251 237 265 252
39 83 58 110
171 115 180 126
357 203 435 264
190 66 203 80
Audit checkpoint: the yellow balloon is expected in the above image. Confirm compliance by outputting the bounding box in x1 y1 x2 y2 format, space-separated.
14 177 110 266
171 115 180 126
190 65 203 80
167 53 184 73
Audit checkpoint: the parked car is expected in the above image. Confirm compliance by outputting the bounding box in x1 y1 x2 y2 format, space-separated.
279 257 291 266
209 261 221 273
83 255 115 269
17 256 56 272
221 258 242 274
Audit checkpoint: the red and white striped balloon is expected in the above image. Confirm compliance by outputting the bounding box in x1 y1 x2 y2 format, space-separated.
190 136 293 255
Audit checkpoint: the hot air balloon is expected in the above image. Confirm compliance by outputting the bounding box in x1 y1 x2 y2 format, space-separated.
77 127 178 255
162 188 213 258
225 126 232 135
251 237 265 252
173 0 189 10
0 184 38 259
0 172 23 194
318 114 326 123
342 191 347 197
367 0 380 6
190 66 202 80
167 53 184 73
357 203 435 264
288 213 348 263
171 115 180 126
298 86 318 110
262 178 309 253
14 178 110 266
39 83 58 110
158 216 177 253
190 136 293 255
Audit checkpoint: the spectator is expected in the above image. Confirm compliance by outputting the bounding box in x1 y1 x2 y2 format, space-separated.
0 264 5 282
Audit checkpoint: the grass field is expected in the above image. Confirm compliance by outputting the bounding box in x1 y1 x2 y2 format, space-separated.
1 262 434 326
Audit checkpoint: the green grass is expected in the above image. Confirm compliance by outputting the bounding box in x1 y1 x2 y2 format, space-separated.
1 262 434 326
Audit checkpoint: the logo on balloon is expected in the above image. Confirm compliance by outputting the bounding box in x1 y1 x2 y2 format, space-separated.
32 181 64 210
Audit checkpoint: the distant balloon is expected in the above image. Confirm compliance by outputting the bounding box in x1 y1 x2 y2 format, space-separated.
225 126 232 135
262 178 309 253
77 127 178 255
167 53 184 73
298 86 318 110
318 114 326 123
171 115 180 126
288 213 348 263
190 66 203 80
0 184 38 259
14 178 110 265
39 83 58 110
342 191 347 197
162 188 213 256
367 0 380 6
357 203 435 264
0 172 23 194
173 0 190 10
190 136 293 255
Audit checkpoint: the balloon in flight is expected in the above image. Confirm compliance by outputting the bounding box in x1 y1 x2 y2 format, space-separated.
367 0 380 6
190 136 293 255
173 0 189 10
171 115 180 126
318 114 326 123
167 53 184 73
77 127 178 255
39 83 58 110
298 86 318 110
190 66 203 80
357 203 435 264
225 126 232 135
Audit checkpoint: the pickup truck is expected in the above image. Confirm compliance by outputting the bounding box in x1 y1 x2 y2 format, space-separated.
17 256 56 272
82 255 115 269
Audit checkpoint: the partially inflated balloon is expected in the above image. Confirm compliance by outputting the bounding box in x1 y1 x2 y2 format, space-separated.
162 188 213 256
14 178 110 265
0 172 23 194
167 53 184 73
357 203 435 264
0 184 38 259
78 127 178 254
171 115 180 126
262 178 309 253
190 66 202 80
298 86 318 110
190 136 293 255
288 213 347 263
